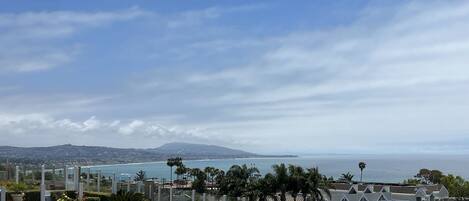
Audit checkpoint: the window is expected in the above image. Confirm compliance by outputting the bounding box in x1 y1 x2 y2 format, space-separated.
349 188 357 194
360 197 368 201
365 188 373 193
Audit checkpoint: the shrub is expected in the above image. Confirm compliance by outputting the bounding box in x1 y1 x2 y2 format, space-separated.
24 191 41 201
85 192 111 201
6 183 28 193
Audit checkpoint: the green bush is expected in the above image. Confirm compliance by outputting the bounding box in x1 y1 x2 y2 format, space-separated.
85 192 111 201
24 191 41 201
87 197 101 201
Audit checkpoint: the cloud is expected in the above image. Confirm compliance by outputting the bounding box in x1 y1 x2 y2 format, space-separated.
0 7 147 73
130 1 469 153
0 113 232 148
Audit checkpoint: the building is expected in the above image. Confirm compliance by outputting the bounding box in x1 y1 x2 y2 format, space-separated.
327 183 449 201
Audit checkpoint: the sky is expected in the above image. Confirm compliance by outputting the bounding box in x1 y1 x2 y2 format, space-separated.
1 1 469 154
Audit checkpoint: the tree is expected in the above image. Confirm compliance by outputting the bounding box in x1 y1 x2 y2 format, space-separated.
110 190 146 201
175 164 187 181
166 157 182 184
204 167 216 190
340 172 354 183
273 163 288 201
304 167 331 201
358 162 366 182
257 173 278 201
218 164 259 197
414 169 444 184
134 170 146 182
191 168 207 193
288 165 305 201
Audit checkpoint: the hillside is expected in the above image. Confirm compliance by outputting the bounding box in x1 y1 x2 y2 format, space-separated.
152 142 256 157
0 143 283 165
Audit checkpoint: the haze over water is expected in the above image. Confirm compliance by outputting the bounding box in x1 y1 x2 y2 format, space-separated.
88 154 469 183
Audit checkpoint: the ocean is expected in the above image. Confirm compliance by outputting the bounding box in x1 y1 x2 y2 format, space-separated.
87 154 469 183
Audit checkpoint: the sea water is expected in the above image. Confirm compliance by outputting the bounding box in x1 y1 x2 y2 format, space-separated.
87 154 469 183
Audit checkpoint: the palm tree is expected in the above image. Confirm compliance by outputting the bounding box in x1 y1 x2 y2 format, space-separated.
273 163 288 201
218 164 260 197
167 157 182 184
257 173 278 201
134 170 146 182
175 164 187 180
190 168 207 193
204 167 216 190
288 165 305 201
110 190 146 201
340 172 354 183
358 162 366 182
304 167 331 201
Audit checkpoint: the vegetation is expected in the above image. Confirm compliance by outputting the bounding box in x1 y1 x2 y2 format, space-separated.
181 161 332 201
166 157 182 183
358 162 366 182
404 168 469 200
110 190 147 201
339 172 354 183
6 182 28 193
134 170 146 182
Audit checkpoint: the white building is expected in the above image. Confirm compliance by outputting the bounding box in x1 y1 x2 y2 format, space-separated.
328 183 449 201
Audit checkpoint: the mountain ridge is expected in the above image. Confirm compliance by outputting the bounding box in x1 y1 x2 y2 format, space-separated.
0 142 295 166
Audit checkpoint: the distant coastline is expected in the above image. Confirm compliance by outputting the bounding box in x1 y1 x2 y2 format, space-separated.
0 142 297 166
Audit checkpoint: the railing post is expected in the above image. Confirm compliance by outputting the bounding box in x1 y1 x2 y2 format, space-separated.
0 186 6 201
223 195 227 201
97 170 101 192
192 189 195 201
78 183 84 200
74 166 80 192
64 166 69 190
40 164 46 201
170 185 173 201
15 166 19 184
148 184 153 200
157 185 161 201
112 173 117 194
86 168 90 191
202 193 206 201
127 179 131 192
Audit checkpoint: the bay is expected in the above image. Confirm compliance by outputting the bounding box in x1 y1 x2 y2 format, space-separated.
87 154 469 183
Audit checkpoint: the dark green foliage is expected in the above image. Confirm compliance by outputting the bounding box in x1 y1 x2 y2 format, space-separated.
110 190 147 201
167 157 183 182
339 172 354 182
85 192 112 201
218 164 260 197
273 163 288 201
23 191 40 201
414 169 444 184
190 168 207 193
87 197 101 201
358 162 366 182
404 169 469 199
135 170 146 181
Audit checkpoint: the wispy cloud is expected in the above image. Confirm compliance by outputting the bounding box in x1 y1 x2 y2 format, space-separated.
130 1 469 153
0 7 147 73
0 113 233 148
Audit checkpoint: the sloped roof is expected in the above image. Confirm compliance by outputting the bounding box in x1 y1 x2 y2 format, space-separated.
331 183 444 195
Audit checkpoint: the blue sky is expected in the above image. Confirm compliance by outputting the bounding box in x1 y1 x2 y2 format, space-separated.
1 1 469 154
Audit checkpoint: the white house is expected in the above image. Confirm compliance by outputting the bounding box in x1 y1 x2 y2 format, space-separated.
327 183 449 201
